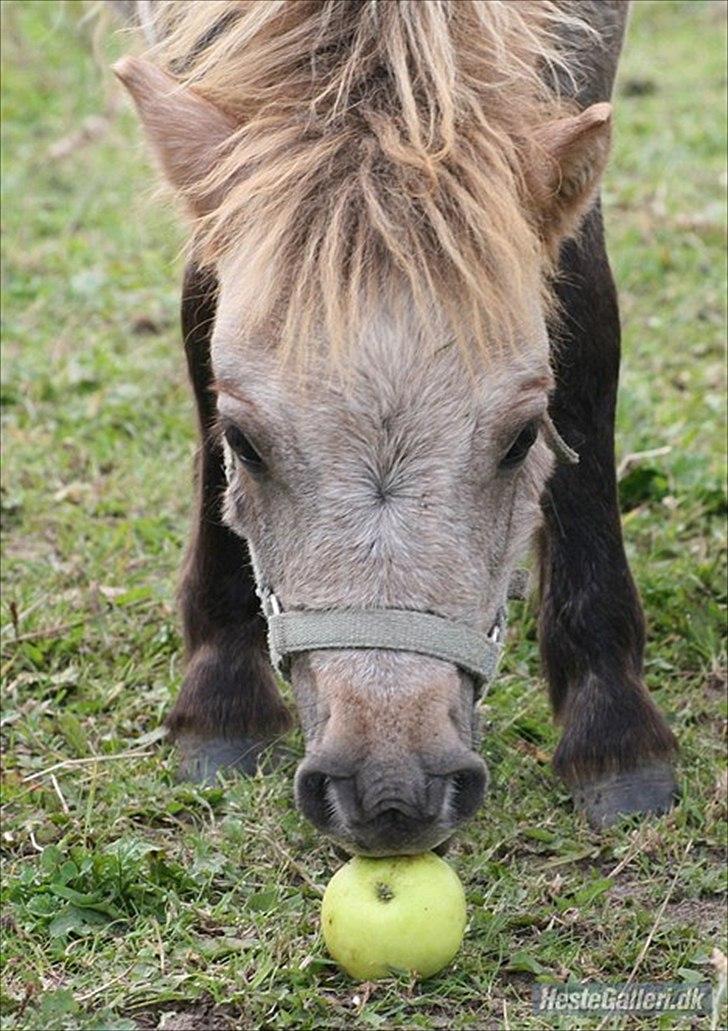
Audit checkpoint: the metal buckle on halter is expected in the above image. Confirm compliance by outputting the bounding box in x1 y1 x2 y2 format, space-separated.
486 608 504 645
257 584 281 619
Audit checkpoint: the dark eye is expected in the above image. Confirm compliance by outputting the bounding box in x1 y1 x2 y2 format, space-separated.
500 420 538 469
223 423 264 471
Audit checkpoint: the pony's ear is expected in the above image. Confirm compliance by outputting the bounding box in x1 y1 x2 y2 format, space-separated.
534 102 612 244
113 56 237 217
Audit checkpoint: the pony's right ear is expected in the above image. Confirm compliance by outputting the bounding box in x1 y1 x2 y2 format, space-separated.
113 56 237 217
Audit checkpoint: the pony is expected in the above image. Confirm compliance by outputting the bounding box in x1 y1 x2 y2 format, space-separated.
112 0 676 855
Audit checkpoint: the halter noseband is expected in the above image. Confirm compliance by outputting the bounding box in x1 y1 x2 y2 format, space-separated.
259 584 509 693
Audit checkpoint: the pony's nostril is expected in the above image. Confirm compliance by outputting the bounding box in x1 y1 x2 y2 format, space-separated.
449 764 487 822
294 768 334 830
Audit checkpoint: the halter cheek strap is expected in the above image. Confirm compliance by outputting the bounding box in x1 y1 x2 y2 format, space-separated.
542 413 579 466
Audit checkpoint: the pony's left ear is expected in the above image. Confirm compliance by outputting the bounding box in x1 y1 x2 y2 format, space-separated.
113 56 237 218
534 102 612 244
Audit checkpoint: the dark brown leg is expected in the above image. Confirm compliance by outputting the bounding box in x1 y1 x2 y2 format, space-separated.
540 204 678 827
166 263 290 781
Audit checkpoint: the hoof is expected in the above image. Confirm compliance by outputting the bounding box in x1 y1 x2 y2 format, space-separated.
175 734 271 784
572 761 678 829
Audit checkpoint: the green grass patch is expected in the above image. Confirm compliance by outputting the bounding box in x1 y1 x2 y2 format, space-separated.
1 1 726 1028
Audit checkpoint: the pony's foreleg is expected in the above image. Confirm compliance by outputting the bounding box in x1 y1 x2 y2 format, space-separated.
166 263 291 782
539 204 678 828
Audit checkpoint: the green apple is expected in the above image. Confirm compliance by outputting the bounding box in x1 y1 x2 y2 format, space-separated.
321 852 466 980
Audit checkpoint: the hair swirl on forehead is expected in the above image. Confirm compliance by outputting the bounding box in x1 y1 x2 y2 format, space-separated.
143 0 593 358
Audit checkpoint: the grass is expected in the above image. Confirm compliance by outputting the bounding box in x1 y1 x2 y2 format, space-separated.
1 1 726 1028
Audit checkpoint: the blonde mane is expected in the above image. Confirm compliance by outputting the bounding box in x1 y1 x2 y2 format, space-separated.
144 0 592 356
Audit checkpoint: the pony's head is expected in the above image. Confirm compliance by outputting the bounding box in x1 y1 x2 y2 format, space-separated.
116 0 612 854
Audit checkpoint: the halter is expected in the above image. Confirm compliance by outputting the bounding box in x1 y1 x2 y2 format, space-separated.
228 416 577 695
259 584 511 692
